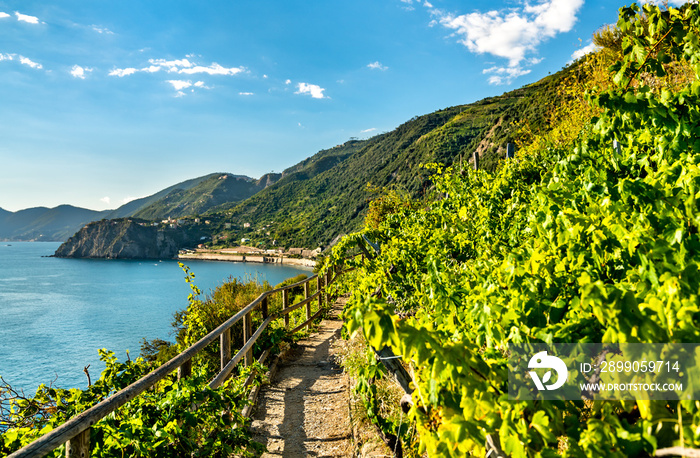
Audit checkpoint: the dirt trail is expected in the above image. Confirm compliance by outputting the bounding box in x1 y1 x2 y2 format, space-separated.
250 298 352 457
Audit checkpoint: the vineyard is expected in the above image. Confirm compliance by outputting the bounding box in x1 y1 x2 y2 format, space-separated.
4 2 700 457
328 2 700 457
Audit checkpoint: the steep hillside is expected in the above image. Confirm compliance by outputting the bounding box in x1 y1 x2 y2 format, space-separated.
207 68 572 249
0 205 111 241
130 173 280 220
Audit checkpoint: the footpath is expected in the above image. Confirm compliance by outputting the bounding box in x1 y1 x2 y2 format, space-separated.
249 297 353 457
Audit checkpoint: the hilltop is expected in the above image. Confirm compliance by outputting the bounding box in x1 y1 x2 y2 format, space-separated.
0 205 111 241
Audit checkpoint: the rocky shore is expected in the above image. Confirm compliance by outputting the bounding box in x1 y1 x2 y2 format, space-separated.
53 219 208 259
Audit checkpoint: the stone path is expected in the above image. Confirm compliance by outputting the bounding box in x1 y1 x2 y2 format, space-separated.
250 298 352 457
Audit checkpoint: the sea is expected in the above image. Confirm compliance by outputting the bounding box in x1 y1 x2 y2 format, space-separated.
0 242 313 395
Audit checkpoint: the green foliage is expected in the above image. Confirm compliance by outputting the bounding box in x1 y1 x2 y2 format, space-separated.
0 350 263 457
363 185 416 231
328 2 700 456
141 264 273 374
273 273 308 296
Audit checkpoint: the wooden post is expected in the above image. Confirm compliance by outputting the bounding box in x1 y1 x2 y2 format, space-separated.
66 428 90 458
243 311 253 367
613 139 621 154
326 270 331 307
220 328 231 372
178 359 191 381
304 279 311 332
283 289 289 329
473 151 479 170
317 275 323 312
261 296 268 320
506 143 515 159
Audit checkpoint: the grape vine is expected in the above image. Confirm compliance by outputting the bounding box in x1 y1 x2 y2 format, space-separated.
328 3 700 456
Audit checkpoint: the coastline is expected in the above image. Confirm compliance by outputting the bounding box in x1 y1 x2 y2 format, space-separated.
177 251 316 268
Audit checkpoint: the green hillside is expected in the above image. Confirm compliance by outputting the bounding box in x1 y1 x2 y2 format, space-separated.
205 69 573 249
131 173 280 221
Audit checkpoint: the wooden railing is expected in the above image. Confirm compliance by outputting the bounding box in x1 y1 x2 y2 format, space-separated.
7 266 345 458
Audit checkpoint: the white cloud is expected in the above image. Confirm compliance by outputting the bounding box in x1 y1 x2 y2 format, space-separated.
163 80 212 95
0 12 10 19
15 11 39 24
285 79 292 85
19 56 42 69
110 57 245 81
239 92 254 96
109 67 137 77
367 61 388 71
70 65 92 79
424 1 433 7
570 42 599 62
166 80 192 91
178 62 245 75
361 128 377 133
427 0 583 85
142 65 161 73
0 53 43 71
149 58 194 71
91 25 114 35
483 65 531 85
461 1 579 65
296 82 327 99
100 196 111 205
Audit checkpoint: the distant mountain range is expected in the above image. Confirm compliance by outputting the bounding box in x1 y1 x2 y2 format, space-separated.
0 205 111 242
0 172 279 241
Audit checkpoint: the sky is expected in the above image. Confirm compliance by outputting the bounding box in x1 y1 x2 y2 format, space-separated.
0 0 686 212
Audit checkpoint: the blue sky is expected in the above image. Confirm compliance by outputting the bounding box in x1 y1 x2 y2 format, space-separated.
0 0 683 212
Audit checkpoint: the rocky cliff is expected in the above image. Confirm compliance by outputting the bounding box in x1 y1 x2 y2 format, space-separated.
53 219 208 259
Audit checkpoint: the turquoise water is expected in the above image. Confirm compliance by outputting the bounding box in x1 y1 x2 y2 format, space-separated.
0 242 312 394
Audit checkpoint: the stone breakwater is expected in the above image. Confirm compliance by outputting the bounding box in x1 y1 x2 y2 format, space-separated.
177 251 316 268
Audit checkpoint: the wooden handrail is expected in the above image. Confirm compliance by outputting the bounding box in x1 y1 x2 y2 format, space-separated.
209 315 275 389
7 268 342 458
267 273 319 295
289 307 325 335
